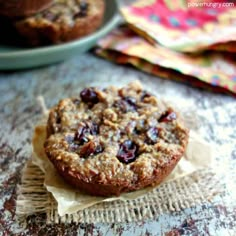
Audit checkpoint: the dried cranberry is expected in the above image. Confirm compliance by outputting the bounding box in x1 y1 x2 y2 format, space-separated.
125 96 136 107
140 91 151 101
117 140 138 164
75 125 88 144
80 141 95 158
114 100 127 112
114 96 137 112
75 122 99 144
80 1 88 11
86 121 99 135
65 135 79 152
146 127 159 144
159 110 177 122
80 88 99 104
80 141 103 158
74 2 88 18
65 135 74 144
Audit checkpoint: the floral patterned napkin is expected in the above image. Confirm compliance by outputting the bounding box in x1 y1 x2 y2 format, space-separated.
95 0 236 96
121 0 236 52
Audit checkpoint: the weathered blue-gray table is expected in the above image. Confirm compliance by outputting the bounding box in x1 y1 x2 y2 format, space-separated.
0 52 235 235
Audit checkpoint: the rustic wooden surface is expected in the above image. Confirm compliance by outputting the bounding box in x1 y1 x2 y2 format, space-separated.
0 1 236 235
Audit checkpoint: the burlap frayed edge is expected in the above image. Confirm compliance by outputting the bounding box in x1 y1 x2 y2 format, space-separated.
16 159 225 224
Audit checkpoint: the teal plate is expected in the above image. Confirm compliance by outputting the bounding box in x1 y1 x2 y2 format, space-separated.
0 0 120 70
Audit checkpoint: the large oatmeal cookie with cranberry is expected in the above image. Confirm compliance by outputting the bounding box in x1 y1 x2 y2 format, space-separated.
44 81 189 196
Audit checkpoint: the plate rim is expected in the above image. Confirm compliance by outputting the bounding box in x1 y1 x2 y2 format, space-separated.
0 2 121 58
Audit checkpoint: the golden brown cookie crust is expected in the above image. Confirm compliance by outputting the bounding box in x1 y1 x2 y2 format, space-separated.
44 81 189 196
14 0 105 46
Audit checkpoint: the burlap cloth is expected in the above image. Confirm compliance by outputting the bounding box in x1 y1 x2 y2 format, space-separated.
16 98 224 224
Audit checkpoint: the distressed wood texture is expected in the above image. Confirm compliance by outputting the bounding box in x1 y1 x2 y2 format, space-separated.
0 53 235 236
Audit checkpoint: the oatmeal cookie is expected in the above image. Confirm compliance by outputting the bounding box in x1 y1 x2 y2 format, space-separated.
13 0 104 46
44 81 189 196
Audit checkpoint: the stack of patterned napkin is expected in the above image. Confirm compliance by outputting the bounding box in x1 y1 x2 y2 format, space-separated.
96 0 236 96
